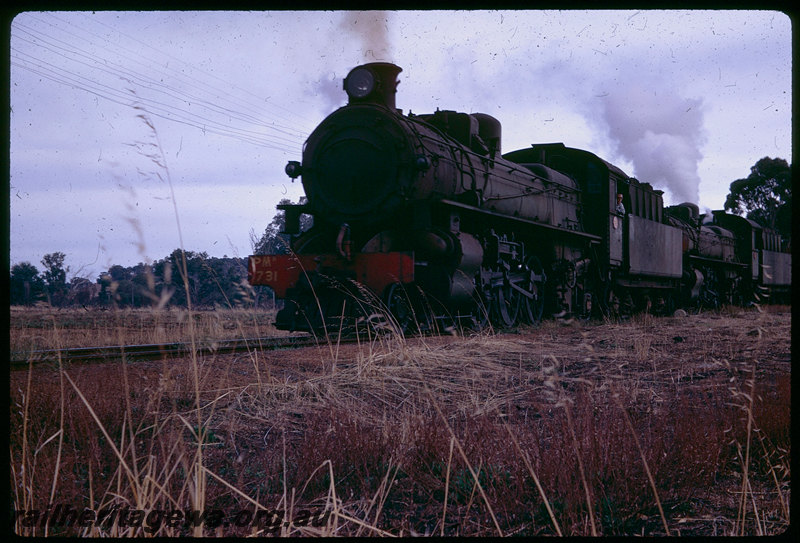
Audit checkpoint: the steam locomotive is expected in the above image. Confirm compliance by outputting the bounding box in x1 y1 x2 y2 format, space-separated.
248 63 791 333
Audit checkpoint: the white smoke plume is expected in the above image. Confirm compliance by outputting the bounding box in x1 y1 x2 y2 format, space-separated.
598 80 707 205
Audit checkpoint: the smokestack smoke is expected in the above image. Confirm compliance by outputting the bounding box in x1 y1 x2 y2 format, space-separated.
340 11 392 62
314 12 393 112
600 82 706 205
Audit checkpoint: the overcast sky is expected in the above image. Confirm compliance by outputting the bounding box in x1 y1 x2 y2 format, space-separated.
9 10 792 280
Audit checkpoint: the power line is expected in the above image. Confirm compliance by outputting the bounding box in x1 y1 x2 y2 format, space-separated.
11 50 302 153
11 14 322 153
71 12 322 130
12 17 309 148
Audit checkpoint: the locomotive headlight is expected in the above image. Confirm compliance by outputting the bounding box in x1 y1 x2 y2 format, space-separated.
344 67 375 99
285 160 302 179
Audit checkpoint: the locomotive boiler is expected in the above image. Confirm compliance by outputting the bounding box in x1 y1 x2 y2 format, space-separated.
248 62 790 333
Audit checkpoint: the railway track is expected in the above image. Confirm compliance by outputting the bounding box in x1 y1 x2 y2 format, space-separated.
9 335 323 370
9 310 469 371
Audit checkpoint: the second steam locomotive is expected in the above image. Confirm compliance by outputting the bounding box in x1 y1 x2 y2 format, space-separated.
249 63 790 333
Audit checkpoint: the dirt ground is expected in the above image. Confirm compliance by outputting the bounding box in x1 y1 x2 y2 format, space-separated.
10 306 791 536
35 304 787 385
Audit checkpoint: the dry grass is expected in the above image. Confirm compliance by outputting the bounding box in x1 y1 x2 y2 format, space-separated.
9 306 283 352
13 106 788 536
9 304 791 536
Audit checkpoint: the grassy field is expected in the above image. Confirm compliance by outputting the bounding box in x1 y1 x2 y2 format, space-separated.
8 306 284 353
9 305 790 536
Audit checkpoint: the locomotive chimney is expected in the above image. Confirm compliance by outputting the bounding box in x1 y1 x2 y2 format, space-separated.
343 63 402 111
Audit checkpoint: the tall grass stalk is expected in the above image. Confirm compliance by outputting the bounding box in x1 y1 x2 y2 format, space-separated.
62 372 138 490
417 373 504 536
48 318 66 536
562 401 598 536
756 426 789 520
734 444 765 535
440 436 455 536
736 365 758 536
135 108 210 534
15 357 33 535
502 420 562 536
611 387 670 536
355 458 399 536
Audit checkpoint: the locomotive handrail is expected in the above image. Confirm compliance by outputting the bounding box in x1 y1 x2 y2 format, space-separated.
439 198 602 242
483 183 575 201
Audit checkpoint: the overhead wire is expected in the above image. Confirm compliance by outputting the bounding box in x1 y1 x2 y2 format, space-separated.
11 50 302 153
11 45 302 153
11 18 307 151
11 13 321 153
34 11 316 136
74 12 322 130
11 51 300 152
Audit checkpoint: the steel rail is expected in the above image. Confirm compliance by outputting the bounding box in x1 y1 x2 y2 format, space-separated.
9 335 324 370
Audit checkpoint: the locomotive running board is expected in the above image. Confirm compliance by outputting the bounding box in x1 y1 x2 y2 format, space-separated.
439 198 602 242
688 254 749 268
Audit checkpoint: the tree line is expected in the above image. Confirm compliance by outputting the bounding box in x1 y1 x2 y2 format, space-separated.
723 156 791 241
9 158 789 308
9 198 311 309
8 250 266 309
